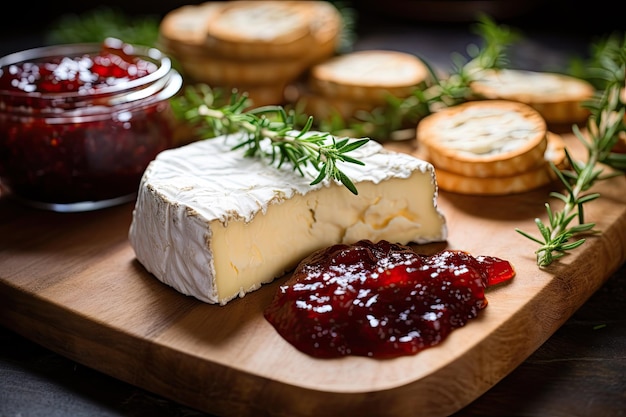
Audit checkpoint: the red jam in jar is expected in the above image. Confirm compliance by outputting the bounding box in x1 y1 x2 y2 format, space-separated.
264 239 515 359
0 38 183 212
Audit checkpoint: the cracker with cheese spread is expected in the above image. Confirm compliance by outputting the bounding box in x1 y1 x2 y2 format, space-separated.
469 69 595 125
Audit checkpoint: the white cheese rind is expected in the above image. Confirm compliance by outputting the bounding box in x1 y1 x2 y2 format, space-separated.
129 133 447 305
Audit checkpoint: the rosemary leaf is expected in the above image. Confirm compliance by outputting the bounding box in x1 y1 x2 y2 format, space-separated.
516 34 626 267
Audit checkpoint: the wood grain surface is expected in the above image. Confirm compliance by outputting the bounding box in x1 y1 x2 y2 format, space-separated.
0 134 625 417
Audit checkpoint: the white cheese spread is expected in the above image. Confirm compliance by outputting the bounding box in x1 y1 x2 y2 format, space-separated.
432 107 540 156
211 3 307 41
314 51 426 86
473 69 593 97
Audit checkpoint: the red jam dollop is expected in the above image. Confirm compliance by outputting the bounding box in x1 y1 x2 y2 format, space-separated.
264 239 515 359
0 39 181 209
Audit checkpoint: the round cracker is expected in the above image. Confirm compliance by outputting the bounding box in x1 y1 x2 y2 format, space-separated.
470 69 595 124
417 100 548 178
434 132 566 195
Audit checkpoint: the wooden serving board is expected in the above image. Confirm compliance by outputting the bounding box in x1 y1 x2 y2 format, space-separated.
1 134 625 417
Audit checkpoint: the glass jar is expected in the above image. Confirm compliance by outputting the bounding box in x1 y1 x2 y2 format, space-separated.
0 38 183 212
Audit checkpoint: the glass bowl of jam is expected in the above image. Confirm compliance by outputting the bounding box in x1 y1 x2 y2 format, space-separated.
0 38 183 212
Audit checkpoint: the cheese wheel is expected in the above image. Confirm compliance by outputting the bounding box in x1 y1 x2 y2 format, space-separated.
434 132 567 195
308 50 430 103
417 100 548 178
470 69 595 124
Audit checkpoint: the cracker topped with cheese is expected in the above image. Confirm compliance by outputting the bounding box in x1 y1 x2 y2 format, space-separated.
202 1 314 60
417 100 548 178
414 100 569 195
433 132 567 195
309 50 430 103
299 49 430 121
470 69 595 125
129 134 447 305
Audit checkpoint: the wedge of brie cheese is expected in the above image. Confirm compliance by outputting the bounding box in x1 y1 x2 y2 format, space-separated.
129 133 447 305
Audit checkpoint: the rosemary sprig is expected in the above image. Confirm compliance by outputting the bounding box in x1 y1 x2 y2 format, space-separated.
415 14 520 113
516 39 626 267
568 32 626 91
171 84 369 195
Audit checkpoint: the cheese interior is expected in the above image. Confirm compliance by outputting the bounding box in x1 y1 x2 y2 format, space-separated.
129 134 447 305
210 175 442 303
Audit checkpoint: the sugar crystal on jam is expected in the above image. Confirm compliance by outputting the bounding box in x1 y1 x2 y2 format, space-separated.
264 239 515 359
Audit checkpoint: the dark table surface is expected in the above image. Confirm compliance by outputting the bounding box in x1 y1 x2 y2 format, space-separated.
1 2 625 417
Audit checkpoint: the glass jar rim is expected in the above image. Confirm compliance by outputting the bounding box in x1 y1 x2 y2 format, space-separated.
0 39 174 100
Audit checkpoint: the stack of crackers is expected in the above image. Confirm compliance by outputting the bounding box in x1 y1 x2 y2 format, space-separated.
417 100 568 195
159 0 343 107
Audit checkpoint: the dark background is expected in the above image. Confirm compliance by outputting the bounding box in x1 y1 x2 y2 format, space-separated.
1 0 624 57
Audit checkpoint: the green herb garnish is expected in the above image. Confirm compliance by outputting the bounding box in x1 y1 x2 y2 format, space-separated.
516 37 626 267
171 84 369 195
46 6 160 47
416 14 520 112
328 1 358 54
